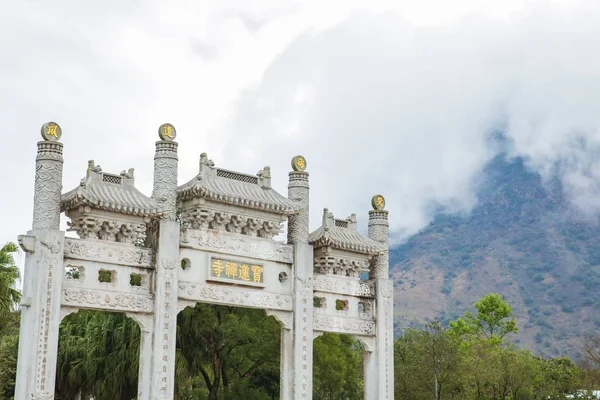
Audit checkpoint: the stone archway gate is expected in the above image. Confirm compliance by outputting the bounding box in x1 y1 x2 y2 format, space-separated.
15 122 394 400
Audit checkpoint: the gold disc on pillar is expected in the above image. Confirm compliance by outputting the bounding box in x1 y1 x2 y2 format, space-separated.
372 194 385 210
41 122 62 141
291 155 307 171
158 123 176 141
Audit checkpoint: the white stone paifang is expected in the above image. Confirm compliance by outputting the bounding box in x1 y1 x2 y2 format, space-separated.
15 132 394 400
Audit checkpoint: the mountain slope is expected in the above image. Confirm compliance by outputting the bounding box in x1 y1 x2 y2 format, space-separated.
390 154 600 358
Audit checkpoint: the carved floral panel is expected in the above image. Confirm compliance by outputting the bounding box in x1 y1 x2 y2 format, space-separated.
178 281 293 311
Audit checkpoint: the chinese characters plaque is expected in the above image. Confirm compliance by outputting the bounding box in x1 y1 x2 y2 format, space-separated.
209 257 264 287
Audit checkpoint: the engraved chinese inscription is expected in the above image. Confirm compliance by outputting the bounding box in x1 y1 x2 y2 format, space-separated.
208 257 264 286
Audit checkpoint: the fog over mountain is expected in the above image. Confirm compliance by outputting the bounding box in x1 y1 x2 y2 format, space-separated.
219 1 600 242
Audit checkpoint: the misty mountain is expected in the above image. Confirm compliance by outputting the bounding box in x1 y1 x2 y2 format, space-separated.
390 153 600 359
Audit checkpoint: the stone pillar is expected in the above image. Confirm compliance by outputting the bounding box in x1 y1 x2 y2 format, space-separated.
368 195 394 400
288 156 314 400
128 314 153 400
363 346 378 400
266 310 294 400
15 123 66 400
150 124 180 399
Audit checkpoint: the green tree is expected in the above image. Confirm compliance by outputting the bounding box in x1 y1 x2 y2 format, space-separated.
0 333 18 400
394 322 465 400
55 311 141 400
0 242 20 327
583 334 600 368
313 333 363 400
176 304 280 400
450 293 518 343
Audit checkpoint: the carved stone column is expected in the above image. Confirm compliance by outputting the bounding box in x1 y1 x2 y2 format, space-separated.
367 211 389 280
368 195 394 400
15 123 66 400
150 124 180 399
288 156 314 400
288 155 309 245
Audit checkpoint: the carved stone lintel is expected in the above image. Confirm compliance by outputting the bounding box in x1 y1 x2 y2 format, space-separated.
314 315 375 336
64 238 153 267
313 275 374 297
265 309 293 330
62 289 153 313
178 282 293 311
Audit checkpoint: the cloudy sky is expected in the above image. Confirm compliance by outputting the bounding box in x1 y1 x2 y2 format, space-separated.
2 0 600 260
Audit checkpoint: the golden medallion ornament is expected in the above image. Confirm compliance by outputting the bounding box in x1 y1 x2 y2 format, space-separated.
40 122 62 142
372 194 386 210
158 123 176 141
291 155 307 172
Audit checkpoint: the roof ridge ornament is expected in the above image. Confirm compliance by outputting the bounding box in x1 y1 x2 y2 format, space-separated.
120 168 135 179
257 166 272 189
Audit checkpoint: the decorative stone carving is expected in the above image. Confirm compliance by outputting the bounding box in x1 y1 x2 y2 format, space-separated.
265 310 293 329
178 282 293 311
64 238 153 267
355 336 376 352
182 228 293 264
126 312 154 333
62 289 153 313
33 141 64 230
67 217 148 244
18 235 36 253
59 306 79 322
314 256 370 278
287 170 309 244
368 209 389 279
313 275 374 297
153 156 178 219
313 315 375 336
180 211 284 239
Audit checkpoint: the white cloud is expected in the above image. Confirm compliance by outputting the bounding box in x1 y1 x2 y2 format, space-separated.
215 0 600 241
1 0 600 253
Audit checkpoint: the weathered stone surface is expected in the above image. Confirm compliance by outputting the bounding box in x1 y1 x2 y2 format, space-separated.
16 136 394 400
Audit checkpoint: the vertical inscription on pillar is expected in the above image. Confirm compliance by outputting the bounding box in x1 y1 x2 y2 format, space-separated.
301 297 308 399
37 262 53 392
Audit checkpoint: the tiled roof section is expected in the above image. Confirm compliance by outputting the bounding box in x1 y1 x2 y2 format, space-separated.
61 162 161 217
177 155 301 215
309 209 386 255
